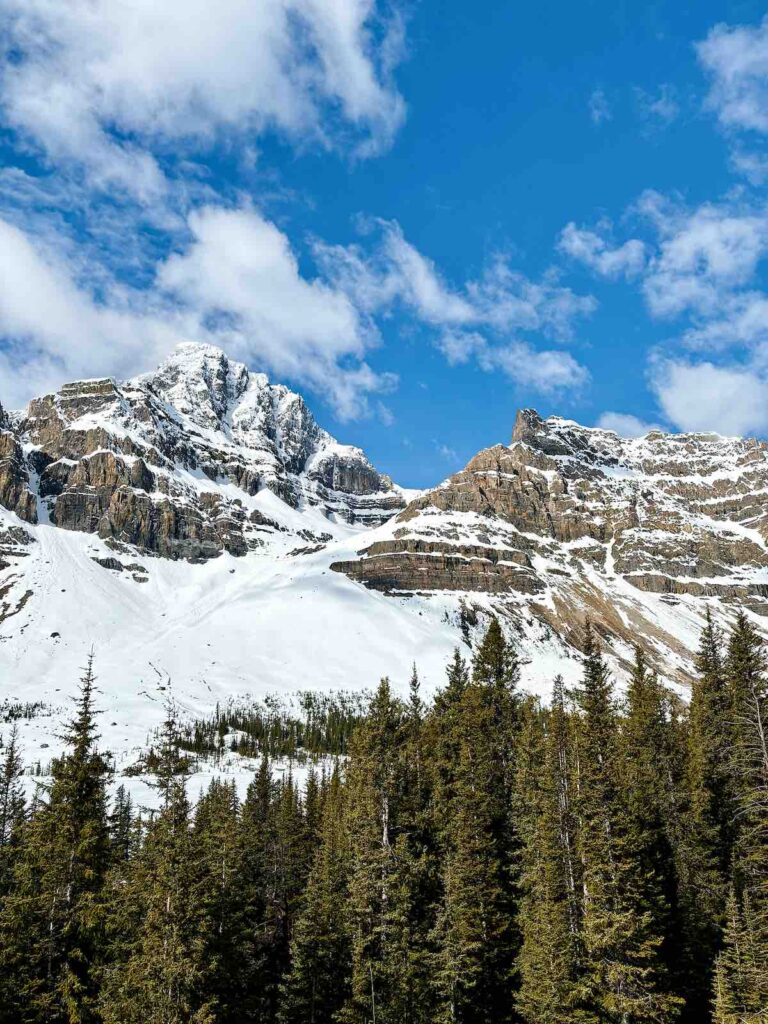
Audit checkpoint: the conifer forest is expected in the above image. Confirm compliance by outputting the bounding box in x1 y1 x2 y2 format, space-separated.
1 612 767 1024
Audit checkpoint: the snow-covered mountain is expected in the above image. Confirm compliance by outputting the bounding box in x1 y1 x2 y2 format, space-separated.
2 343 768 788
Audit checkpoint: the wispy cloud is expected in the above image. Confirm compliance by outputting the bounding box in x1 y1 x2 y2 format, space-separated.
0 205 397 418
595 412 660 437
589 88 612 125
558 222 646 278
635 84 680 128
1 0 406 201
697 15 768 134
560 187 768 436
315 218 596 394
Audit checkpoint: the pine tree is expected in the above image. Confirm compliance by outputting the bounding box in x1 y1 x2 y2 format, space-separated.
430 661 518 1024
107 784 135 866
235 751 275 1021
712 611 768 1022
573 624 681 1023
515 695 580 1024
0 724 26 895
99 704 214 1024
193 778 243 1023
713 887 767 1024
433 649 470 716
338 678 419 1024
621 647 683 995
0 655 112 1024
678 610 733 1018
279 768 352 1024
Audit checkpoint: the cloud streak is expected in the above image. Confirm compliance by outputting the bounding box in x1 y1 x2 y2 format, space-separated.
0 207 395 419
1 0 406 199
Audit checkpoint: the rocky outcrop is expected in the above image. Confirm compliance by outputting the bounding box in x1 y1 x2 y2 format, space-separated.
1 344 406 560
332 410 768 652
0 431 37 524
333 538 542 594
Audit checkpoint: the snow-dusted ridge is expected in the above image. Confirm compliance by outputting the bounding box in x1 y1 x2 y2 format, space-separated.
2 357 768 793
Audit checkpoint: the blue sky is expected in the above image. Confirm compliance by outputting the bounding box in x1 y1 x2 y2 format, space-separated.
3 1 768 485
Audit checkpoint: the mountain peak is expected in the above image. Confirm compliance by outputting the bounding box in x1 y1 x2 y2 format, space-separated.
140 342 253 430
511 408 544 444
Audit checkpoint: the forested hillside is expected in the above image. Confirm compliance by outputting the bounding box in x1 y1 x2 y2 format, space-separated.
0 612 766 1024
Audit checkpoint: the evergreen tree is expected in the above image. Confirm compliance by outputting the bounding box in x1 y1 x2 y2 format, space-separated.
107 784 135 866
515 695 580 1024
234 751 275 1021
679 610 733 1019
0 724 26 895
193 778 243 1023
713 611 768 1022
99 705 214 1024
430 653 519 1024
573 624 681 1023
279 768 352 1024
0 655 112 1024
339 678 427 1024
621 648 683 995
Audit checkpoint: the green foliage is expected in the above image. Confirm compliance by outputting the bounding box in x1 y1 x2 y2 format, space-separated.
0 654 112 1024
2 610 768 1024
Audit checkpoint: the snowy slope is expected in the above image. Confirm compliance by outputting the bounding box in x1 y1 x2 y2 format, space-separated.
4 353 768 797
0 499 462 778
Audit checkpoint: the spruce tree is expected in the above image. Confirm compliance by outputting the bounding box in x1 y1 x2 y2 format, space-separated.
0 655 112 1024
515 695 580 1024
621 647 683 996
107 784 135 866
430 662 518 1024
193 778 243 1023
573 624 681 1023
99 704 214 1024
338 678 422 1024
235 751 274 1020
0 724 25 895
712 611 768 1021
279 768 352 1024
679 610 733 1019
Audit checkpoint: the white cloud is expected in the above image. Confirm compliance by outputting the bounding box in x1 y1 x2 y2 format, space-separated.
484 343 589 392
635 84 680 127
0 218 182 404
639 195 768 318
0 207 394 419
681 291 768 351
697 15 768 134
589 88 612 125
596 412 660 437
558 222 646 278
558 188 768 439
651 359 768 436
315 221 595 396
317 219 596 337
159 205 398 418
435 442 459 461
437 331 487 366
730 147 768 184
1 0 406 196
437 331 589 393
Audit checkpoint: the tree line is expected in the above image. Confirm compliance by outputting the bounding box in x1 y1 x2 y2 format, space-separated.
0 609 766 1023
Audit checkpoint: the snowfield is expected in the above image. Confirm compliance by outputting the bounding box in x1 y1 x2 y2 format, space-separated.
3 345 766 804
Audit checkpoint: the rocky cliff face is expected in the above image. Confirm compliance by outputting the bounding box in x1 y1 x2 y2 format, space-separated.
0 344 404 561
5 351 768 694
331 409 768 681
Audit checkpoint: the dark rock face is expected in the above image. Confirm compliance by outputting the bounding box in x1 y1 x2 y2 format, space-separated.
0 431 37 524
0 344 405 560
